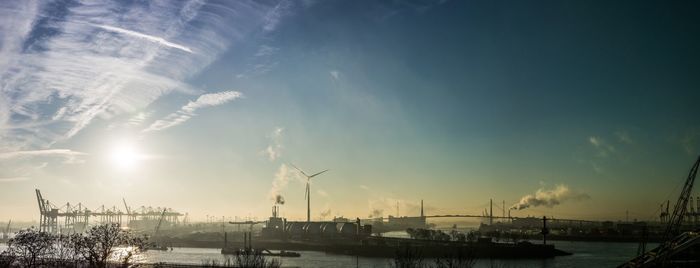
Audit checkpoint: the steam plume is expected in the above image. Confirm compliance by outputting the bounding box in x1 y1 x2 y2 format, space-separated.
268 163 303 203
511 184 590 210
320 208 331 218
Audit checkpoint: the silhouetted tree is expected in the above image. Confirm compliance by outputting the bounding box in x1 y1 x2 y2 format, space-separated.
234 249 282 268
435 230 451 241
466 231 477 243
0 250 16 268
391 246 425 268
434 249 476 268
73 223 146 268
6 228 54 267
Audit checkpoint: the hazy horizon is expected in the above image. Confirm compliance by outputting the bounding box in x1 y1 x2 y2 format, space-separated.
1 0 700 224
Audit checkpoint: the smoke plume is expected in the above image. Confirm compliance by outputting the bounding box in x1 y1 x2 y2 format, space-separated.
268 163 304 203
510 184 590 210
275 195 285 205
369 209 384 218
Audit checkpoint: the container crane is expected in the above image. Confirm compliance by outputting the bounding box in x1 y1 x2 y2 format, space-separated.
4 220 10 239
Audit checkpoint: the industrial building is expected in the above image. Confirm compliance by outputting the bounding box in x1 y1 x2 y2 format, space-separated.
260 205 372 240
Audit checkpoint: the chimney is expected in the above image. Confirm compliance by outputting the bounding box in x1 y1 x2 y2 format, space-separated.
489 199 493 225
502 200 505 219
421 200 424 217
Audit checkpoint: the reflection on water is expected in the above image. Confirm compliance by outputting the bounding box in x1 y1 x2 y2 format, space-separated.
1 240 649 268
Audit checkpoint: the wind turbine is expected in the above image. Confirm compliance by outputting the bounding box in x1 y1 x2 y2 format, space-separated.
289 163 328 222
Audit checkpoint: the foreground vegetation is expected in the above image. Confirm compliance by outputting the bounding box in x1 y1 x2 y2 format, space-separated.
0 224 146 268
391 246 476 268
201 249 281 268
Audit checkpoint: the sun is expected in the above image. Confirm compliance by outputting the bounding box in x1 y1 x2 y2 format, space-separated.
110 142 141 170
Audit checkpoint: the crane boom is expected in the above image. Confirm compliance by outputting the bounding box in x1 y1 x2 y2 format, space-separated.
122 198 130 214
619 155 700 267
663 155 700 241
154 209 167 236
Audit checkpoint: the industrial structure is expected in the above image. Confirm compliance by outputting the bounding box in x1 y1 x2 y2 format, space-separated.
258 205 372 240
364 199 428 232
620 155 700 267
35 189 185 234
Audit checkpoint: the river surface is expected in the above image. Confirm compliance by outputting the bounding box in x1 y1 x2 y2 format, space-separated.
1 240 650 267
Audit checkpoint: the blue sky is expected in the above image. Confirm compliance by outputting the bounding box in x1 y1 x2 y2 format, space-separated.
1 0 699 222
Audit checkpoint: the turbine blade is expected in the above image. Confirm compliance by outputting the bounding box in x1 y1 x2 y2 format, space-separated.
308 169 329 178
304 183 309 200
289 163 309 177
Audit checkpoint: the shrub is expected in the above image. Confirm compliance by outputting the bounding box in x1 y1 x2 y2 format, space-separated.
234 249 282 268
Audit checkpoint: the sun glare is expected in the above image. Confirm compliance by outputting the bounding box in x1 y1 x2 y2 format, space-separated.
110 143 141 170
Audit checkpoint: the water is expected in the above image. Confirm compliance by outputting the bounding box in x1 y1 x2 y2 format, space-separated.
1 240 649 267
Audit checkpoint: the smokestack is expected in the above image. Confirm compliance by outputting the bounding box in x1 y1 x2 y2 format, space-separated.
397 201 400 217
502 200 505 219
490 199 493 225
421 200 424 217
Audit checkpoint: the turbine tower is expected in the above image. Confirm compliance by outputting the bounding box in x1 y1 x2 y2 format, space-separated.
290 163 328 222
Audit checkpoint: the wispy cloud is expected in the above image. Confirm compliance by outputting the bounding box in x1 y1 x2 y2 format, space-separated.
330 70 340 81
0 149 86 173
615 130 633 144
92 24 193 53
262 1 292 32
143 91 242 133
0 1 283 151
0 149 86 160
588 136 616 158
261 127 284 161
128 112 152 127
0 177 30 183
255 45 279 57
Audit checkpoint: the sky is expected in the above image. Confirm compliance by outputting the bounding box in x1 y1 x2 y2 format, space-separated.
1 0 700 223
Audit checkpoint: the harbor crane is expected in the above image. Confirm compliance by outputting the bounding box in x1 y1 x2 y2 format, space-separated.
154 209 167 236
619 155 700 267
4 220 10 239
